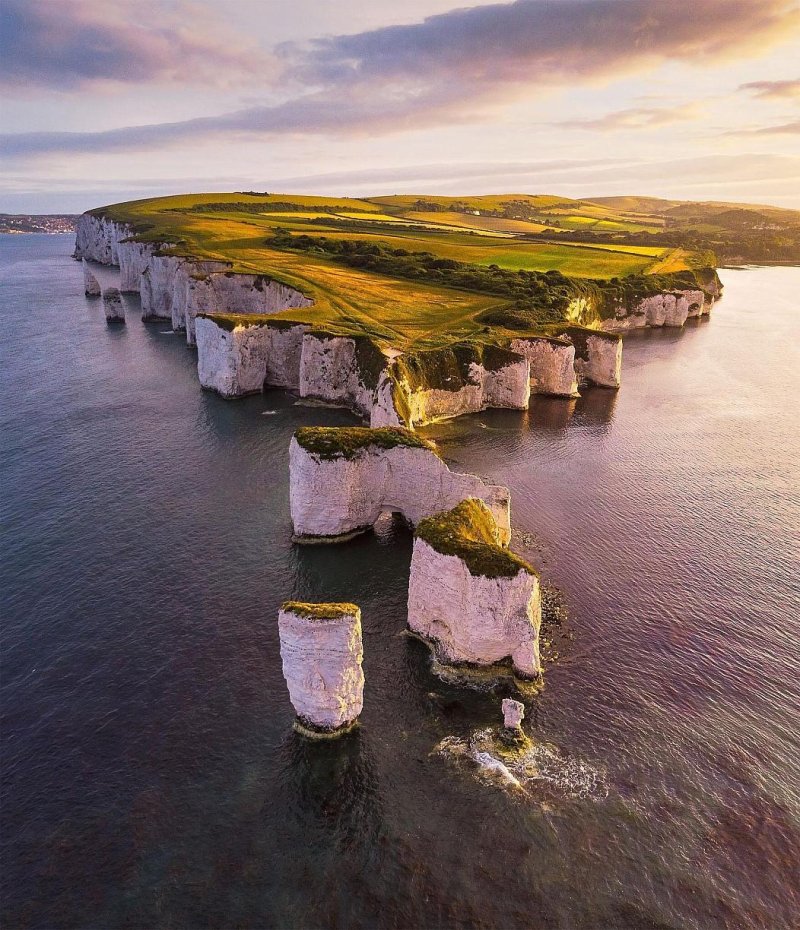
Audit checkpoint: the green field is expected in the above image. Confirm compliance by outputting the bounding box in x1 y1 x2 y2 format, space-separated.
91 191 723 350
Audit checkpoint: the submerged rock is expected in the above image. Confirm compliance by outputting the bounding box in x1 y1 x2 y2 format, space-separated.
83 262 101 297
278 601 364 735
102 287 125 324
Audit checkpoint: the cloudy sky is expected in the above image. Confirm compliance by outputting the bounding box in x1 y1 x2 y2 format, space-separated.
2 0 799 212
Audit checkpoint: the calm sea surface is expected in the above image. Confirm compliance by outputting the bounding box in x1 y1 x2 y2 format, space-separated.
1 235 798 930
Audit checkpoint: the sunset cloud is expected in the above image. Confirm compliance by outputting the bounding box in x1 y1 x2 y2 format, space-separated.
739 78 800 99
2 0 798 158
557 103 703 131
0 0 268 91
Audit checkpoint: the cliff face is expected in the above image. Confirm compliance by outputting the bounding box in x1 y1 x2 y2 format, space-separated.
600 288 710 332
560 328 623 389
299 334 381 420
278 602 364 733
388 344 531 428
407 500 541 678
73 213 129 265
509 337 578 397
289 430 511 543
194 317 392 417
74 213 311 342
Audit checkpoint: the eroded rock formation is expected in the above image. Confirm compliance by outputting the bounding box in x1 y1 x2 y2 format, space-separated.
509 336 578 397
560 327 623 389
600 289 711 332
102 287 125 323
289 427 511 543
83 262 101 297
408 499 541 678
387 343 531 427
278 601 364 734
502 698 525 729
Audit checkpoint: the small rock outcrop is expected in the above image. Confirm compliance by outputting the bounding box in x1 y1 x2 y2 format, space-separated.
502 698 525 729
102 287 125 324
407 499 541 679
289 427 511 543
83 262 101 297
278 601 364 735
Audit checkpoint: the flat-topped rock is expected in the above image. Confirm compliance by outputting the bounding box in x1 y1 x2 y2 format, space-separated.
278 601 364 735
408 499 541 679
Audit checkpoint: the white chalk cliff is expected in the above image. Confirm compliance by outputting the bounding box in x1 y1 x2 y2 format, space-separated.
387 344 531 428
509 337 578 397
600 289 710 332
565 330 623 389
407 499 541 679
278 602 364 733
289 428 511 543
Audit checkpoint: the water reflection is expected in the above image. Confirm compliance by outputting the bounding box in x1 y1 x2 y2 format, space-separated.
528 395 577 432
574 386 617 429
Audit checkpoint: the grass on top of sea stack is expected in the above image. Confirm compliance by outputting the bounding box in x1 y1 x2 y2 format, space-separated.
281 601 360 621
416 499 536 579
294 426 438 461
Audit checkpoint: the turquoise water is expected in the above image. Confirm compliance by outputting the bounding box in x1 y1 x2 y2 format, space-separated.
2 236 798 929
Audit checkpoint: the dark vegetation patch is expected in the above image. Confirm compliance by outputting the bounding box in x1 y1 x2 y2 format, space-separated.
294 426 437 460
186 201 376 215
416 499 535 579
281 601 359 621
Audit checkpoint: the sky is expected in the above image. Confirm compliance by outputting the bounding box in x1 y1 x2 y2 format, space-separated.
1 0 799 213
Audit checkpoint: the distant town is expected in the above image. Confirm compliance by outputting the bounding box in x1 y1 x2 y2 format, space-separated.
0 214 78 234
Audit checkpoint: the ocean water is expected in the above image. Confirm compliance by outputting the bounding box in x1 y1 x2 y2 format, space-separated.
1 235 798 930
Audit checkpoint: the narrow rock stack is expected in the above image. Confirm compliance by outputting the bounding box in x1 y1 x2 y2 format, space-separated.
502 698 525 730
101 287 125 324
83 262 101 297
278 601 364 736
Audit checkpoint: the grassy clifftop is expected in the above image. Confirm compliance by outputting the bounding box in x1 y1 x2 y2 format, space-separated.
87 191 723 350
416 499 535 579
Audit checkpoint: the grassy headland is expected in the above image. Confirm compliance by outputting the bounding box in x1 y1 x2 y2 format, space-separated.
87 191 738 351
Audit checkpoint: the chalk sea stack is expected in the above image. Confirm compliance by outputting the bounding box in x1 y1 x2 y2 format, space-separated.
83 262 101 297
408 499 541 679
278 601 364 736
102 287 125 324
502 698 525 730
289 426 511 543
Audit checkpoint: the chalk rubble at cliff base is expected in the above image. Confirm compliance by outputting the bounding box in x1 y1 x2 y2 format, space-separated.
278 601 364 735
408 499 541 679
289 426 511 543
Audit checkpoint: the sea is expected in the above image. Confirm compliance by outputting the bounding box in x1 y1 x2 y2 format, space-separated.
1 234 798 930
